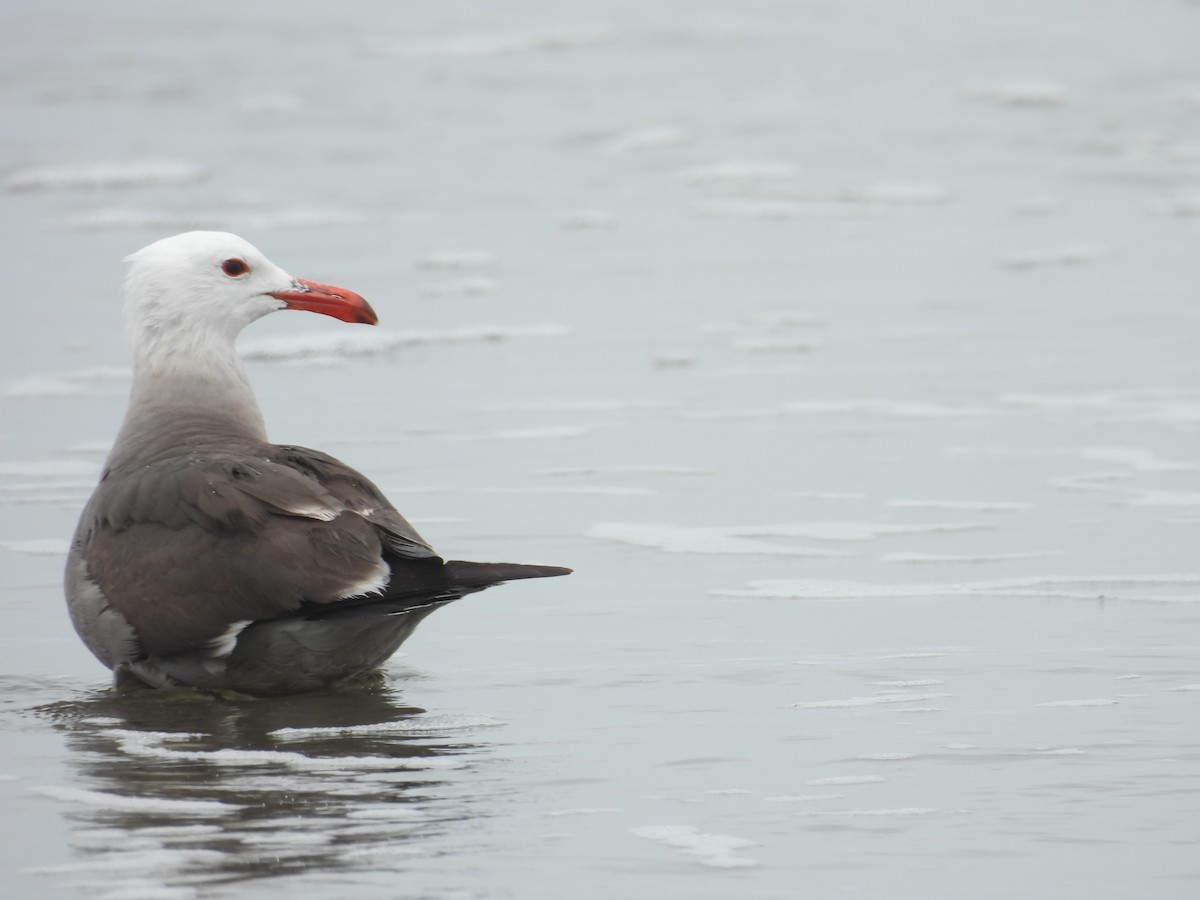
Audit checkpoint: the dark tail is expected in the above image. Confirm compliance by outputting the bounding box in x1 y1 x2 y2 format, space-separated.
443 560 573 590
300 559 571 621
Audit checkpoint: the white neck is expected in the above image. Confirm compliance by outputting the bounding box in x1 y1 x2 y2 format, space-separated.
110 323 269 469
109 232 296 466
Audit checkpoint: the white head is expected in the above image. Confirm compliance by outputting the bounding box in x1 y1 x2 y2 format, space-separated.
115 231 378 442
123 231 376 366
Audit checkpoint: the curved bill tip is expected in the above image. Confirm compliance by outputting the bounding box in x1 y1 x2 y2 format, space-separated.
269 278 378 325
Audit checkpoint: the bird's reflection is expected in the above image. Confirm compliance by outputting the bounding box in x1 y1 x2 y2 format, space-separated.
34 677 488 889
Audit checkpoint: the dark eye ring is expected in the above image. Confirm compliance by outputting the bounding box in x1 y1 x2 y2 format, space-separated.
221 258 250 277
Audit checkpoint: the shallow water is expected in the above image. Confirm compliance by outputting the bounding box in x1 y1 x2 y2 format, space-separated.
2 0 1199 896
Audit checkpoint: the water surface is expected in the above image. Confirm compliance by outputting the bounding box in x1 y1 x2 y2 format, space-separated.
2 1 1198 896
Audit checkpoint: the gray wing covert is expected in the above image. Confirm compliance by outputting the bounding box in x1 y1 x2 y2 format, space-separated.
80 448 435 658
270 444 438 559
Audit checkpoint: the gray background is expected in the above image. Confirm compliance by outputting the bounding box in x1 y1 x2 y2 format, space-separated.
2 1 1198 896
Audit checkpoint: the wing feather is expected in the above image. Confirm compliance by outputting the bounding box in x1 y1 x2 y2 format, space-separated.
80 444 438 657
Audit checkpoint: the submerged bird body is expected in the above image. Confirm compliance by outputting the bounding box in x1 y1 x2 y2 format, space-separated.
66 231 569 695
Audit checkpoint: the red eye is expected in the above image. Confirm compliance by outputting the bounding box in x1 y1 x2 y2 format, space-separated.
221 258 250 277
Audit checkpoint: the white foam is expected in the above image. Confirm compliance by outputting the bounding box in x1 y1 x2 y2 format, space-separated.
469 426 591 441
480 399 666 413
683 406 782 420
106 729 463 770
0 481 93 493
998 244 1105 269
1037 698 1119 707
696 314 816 336
0 460 99 476
999 390 1134 410
25 851 226 885
368 24 612 58
630 825 758 868
718 574 1200 602
1048 472 1132 493
791 693 951 709
0 538 70 556
692 198 869 220
968 80 1068 107
1014 195 1061 215
1123 490 1200 508
0 492 90 507
806 775 887 785
29 785 237 815
425 427 596 444
732 338 820 353
534 465 710 477
858 753 917 761
795 807 940 818
483 485 651 496
679 160 801 184
588 521 990 557
2 366 130 398
272 714 503 740
415 250 496 270
1167 684 1200 692
948 445 1079 458
792 491 867 501
603 126 690 154
585 523 848 557
238 92 302 112
418 276 497 297
887 499 1032 512
686 178 947 222
563 209 615 229
1080 446 1198 472
992 390 1200 431
883 551 1062 564
5 160 203 191
841 183 950 205
129 824 225 838
745 311 828 328
67 205 367 231
342 805 426 821
871 680 944 687
240 324 570 362
784 399 999 418
777 522 992 540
